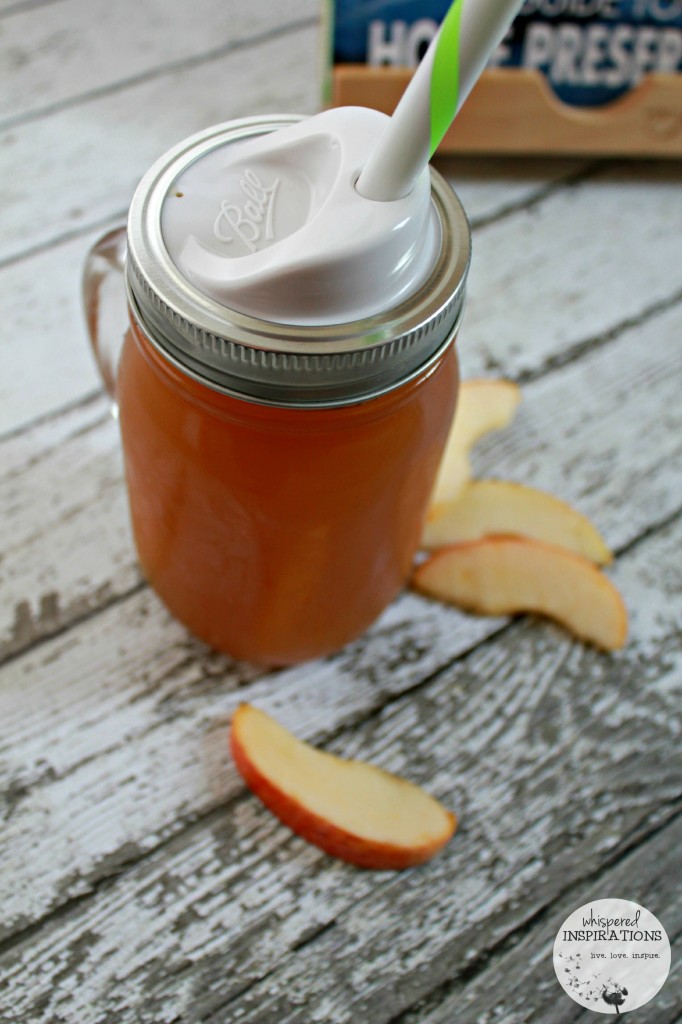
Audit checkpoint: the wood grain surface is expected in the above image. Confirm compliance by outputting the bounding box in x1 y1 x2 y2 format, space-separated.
333 66 682 157
1 0 681 1021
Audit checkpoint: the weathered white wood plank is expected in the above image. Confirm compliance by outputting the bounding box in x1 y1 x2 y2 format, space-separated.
0 0 317 124
399 812 682 1023
438 153 587 232
0 391 104 474
0 406 137 662
1 303 680 942
470 300 682 548
458 162 682 381
0 229 111 437
2 299 680 666
0 23 321 268
0 589 501 942
0 514 679 1023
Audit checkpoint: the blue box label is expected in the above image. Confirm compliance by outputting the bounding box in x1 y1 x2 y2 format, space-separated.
332 0 682 106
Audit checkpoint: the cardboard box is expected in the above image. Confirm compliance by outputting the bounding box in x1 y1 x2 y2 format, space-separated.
327 0 682 156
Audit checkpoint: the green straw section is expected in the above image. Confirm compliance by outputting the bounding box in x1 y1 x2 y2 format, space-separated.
429 0 464 157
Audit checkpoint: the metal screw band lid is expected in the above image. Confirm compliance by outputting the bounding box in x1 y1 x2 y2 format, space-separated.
125 116 471 408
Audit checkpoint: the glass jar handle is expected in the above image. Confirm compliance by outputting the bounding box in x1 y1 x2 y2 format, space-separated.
82 224 128 399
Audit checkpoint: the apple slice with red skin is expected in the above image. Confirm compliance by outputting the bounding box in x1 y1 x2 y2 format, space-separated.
423 480 613 565
413 536 627 650
230 704 457 870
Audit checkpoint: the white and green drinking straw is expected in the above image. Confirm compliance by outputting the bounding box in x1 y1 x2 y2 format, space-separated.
356 0 524 201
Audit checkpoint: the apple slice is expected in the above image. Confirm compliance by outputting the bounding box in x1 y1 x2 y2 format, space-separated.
230 704 456 869
423 480 613 565
430 379 522 511
413 536 627 650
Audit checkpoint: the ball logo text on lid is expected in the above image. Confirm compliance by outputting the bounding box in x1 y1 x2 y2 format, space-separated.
212 168 282 255
158 109 442 324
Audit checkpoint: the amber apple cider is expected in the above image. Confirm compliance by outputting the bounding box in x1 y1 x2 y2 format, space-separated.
118 316 459 665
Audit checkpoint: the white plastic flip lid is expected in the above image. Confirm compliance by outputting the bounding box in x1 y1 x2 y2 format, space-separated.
160 107 440 325
126 115 470 406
